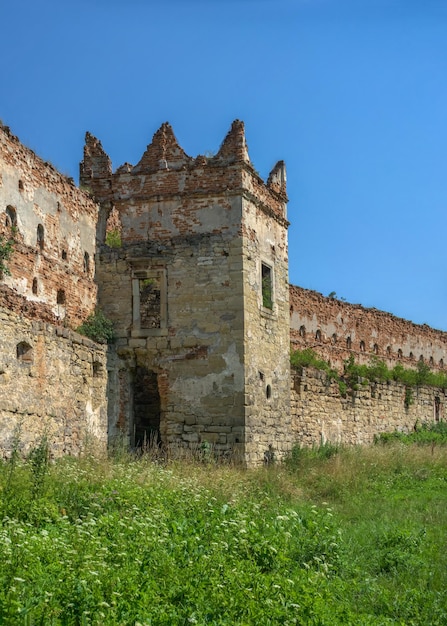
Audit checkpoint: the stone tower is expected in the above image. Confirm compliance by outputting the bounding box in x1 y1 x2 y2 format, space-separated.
80 120 291 465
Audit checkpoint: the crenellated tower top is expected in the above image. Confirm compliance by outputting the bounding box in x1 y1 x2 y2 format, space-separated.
79 120 288 243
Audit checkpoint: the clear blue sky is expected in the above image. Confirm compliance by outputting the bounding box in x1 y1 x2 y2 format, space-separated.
2 0 447 330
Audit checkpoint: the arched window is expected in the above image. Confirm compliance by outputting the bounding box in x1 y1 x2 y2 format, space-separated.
315 329 322 341
373 344 379 355
37 224 44 250
32 278 38 295
299 325 306 338
409 352 414 360
5 206 17 228
429 356 434 367
57 289 66 305
419 355 424 363
83 252 90 274
346 337 352 349
16 341 33 363
360 340 366 352
386 346 392 356
440 359 444 369
397 349 403 359
332 333 337 344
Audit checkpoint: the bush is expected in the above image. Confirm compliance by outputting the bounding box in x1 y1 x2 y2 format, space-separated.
0 235 14 276
376 421 447 445
290 348 338 383
76 310 115 344
105 229 122 248
291 349 447 394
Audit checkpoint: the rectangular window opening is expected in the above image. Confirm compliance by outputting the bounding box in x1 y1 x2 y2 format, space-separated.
131 266 167 337
139 276 161 329
261 263 273 309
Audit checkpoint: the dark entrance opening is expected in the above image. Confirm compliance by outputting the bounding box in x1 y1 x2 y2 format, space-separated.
133 367 161 448
435 396 441 422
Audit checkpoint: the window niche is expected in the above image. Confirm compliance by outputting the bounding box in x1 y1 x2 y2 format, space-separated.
16 341 33 364
37 224 44 250
131 267 167 337
5 206 17 229
261 262 273 310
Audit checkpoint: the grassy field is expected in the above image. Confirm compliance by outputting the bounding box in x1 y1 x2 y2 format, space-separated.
0 435 446 625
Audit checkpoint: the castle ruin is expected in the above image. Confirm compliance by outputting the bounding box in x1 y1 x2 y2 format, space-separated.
0 119 446 464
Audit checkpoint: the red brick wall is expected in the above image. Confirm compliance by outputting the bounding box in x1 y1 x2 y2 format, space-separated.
290 285 447 371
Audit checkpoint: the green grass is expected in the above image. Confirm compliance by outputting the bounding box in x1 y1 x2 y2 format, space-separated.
0 443 447 624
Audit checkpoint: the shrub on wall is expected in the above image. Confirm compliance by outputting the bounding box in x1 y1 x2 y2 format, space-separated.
105 229 122 248
0 235 14 277
290 349 447 393
76 310 115 344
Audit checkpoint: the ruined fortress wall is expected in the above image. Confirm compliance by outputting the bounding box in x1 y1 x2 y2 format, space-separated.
0 305 108 456
242 167 292 464
290 285 447 372
0 123 98 327
291 367 445 447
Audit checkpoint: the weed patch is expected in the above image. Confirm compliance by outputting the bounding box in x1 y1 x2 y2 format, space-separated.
0 445 446 623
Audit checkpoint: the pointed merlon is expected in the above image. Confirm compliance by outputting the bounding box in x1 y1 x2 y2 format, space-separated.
134 122 189 172
216 120 250 164
79 132 112 185
267 160 287 196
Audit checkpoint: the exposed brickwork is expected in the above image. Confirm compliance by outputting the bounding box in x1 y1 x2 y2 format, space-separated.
0 123 99 327
290 285 447 371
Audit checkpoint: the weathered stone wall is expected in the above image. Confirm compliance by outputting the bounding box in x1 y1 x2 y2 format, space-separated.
290 285 447 372
0 305 108 456
0 123 99 327
242 164 292 464
97 233 246 457
291 366 446 447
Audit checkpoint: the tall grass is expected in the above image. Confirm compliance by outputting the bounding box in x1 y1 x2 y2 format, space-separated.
0 441 446 624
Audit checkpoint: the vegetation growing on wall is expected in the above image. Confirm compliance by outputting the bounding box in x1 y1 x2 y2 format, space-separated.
105 229 122 248
76 309 115 344
0 235 14 277
291 349 447 395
